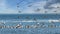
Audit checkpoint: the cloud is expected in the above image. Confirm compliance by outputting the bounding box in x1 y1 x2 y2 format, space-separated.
22 1 47 14
44 0 60 9
0 0 60 14
44 0 60 14
21 0 60 14
47 3 60 14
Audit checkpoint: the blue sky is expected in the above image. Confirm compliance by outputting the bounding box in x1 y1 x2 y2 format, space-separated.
0 0 60 14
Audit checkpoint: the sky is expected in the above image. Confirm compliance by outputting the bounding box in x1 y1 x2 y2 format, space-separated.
0 0 60 14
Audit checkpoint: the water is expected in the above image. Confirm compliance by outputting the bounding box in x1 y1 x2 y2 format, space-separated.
0 14 60 34
0 14 60 20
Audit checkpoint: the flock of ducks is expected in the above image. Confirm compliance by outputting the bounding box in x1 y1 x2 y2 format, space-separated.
0 22 60 29
0 16 60 29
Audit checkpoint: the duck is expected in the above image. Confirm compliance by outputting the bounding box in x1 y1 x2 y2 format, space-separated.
15 24 23 28
25 25 31 28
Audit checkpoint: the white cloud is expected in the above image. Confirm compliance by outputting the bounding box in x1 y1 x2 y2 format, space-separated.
0 0 60 14
49 3 60 8
22 1 47 14
47 3 60 14
22 1 60 14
